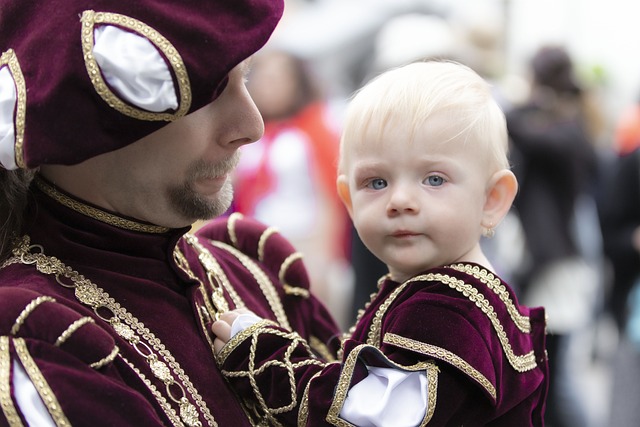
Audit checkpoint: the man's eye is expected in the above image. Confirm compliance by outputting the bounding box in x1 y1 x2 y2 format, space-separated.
426 175 445 186
368 178 387 190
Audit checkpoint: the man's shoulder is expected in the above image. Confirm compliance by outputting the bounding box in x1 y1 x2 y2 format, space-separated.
194 212 311 292
0 286 118 368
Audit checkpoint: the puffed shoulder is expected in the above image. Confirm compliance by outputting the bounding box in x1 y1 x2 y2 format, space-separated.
195 212 311 294
0 287 118 369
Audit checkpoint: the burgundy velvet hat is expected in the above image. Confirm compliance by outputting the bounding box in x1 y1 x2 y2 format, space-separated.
0 0 284 169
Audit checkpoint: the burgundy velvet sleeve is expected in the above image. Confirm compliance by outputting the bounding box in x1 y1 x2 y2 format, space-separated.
0 288 170 426
216 321 369 426
196 213 342 358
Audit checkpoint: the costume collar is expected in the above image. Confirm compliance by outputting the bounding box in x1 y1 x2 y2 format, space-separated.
33 174 172 234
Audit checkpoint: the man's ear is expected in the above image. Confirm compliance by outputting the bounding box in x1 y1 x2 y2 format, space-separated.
482 169 518 229
336 175 353 217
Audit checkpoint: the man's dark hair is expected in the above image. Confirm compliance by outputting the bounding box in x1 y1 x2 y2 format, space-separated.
0 169 35 261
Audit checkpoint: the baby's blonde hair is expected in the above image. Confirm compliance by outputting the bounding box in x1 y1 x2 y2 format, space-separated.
339 60 509 174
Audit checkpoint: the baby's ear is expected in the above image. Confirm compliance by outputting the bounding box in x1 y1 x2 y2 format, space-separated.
482 169 518 228
336 175 353 217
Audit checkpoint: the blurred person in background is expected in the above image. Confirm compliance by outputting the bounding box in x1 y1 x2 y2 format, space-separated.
232 48 352 327
506 45 604 427
599 103 640 426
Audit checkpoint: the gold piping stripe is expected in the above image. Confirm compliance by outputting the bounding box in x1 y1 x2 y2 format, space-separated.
447 264 531 333
34 177 170 234
181 235 245 310
278 252 303 286
257 227 278 263
89 345 119 370
13 338 71 427
11 296 56 336
423 361 438 425
0 49 27 169
0 336 24 427
297 370 322 426
384 332 496 401
80 10 191 121
309 336 335 362
54 317 95 347
282 285 309 299
211 240 292 331
227 212 242 249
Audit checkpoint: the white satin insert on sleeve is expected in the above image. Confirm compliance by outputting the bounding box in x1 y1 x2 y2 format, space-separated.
13 359 56 427
340 366 428 427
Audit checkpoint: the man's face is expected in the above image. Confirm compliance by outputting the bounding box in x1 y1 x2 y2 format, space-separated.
99 60 264 227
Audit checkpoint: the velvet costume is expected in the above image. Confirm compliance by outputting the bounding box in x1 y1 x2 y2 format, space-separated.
0 178 340 426
217 263 549 426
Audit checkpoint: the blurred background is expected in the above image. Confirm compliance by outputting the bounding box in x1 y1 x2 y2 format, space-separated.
225 1 640 425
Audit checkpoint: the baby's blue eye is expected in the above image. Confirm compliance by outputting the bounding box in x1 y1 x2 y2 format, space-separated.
369 178 387 190
426 175 445 186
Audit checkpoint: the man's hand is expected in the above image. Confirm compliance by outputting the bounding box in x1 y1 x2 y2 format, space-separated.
212 309 256 354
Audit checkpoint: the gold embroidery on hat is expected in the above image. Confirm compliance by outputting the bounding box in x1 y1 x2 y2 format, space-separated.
0 49 27 168
80 10 192 121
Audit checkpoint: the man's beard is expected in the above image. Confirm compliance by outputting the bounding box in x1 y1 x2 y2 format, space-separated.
168 153 240 222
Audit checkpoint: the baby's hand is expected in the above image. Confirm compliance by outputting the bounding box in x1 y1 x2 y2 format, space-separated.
212 308 257 354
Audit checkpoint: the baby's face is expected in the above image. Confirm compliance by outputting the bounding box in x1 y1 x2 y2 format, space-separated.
343 114 492 282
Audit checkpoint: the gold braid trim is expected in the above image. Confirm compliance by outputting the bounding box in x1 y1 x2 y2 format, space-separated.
384 332 496 401
210 240 292 331
227 212 242 249
8 236 215 427
367 270 537 373
278 252 303 286
309 336 336 362
80 10 191 121
0 336 24 427
54 317 95 347
297 370 323 427
327 343 436 426
257 227 278 263
34 177 170 234
0 49 26 169
119 354 185 426
90 345 120 370
282 285 309 299
447 264 531 333
218 321 325 426
14 338 71 426
11 296 56 336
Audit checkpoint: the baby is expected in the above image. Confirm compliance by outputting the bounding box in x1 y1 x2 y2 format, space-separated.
212 60 548 426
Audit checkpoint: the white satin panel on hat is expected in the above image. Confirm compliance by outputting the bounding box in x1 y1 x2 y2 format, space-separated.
340 366 428 427
0 66 17 170
93 26 178 113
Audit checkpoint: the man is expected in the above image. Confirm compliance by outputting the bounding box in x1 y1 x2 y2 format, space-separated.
0 1 340 425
